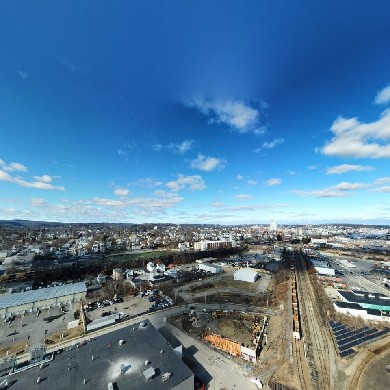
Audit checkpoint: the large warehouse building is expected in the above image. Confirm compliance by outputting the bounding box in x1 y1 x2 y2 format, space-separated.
233 267 260 283
0 282 87 318
335 289 390 321
7 320 194 390
198 262 223 274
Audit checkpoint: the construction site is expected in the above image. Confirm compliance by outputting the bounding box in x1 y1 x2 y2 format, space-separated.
168 251 390 390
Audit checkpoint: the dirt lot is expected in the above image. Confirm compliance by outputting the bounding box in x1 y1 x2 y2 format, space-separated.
169 310 265 347
359 349 390 390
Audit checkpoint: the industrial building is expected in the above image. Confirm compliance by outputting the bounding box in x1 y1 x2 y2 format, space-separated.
335 289 390 321
312 260 335 276
0 282 87 318
233 267 260 283
193 240 232 251
7 320 194 390
198 262 223 274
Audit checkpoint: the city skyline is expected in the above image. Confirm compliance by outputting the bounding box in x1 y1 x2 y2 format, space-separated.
1 1 390 225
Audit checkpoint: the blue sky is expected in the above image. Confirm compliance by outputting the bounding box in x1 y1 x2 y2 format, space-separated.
1 0 390 225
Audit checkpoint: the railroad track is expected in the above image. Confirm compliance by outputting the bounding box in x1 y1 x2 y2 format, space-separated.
294 253 332 390
293 337 312 390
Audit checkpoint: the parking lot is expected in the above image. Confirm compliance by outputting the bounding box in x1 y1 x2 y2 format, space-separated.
84 289 173 322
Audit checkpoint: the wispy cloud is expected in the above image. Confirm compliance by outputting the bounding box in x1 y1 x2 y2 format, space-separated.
236 175 243 180
152 139 195 154
219 203 289 212
334 182 368 190
167 139 195 153
16 69 28 79
117 141 137 157
114 187 129 197
326 164 375 174
190 154 226 172
134 178 163 188
247 179 258 186
0 170 65 191
254 138 284 152
375 84 390 105
318 108 390 158
235 194 252 200
0 159 64 190
371 186 390 193
30 198 48 206
292 181 366 198
0 159 28 172
373 177 390 185
187 98 265 134
166 174 206 192
210 202 224 207
265 178 281 186
33 175 54 183
292 189 350 198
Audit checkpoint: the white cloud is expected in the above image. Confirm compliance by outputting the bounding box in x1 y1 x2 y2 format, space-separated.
334 182 367 190
318 109 390 158
190 154 226 172
292 189 349 198
33 175 53 183
288 170 297 176
292 181 366 197
236 175 243 180
0 159 28 172
17 69 28 79
375 84 390 105
153 139 195 154
0 169 65 191
135 178 163 188
154 190 177 198
221 203 289 212
374 177 390 185
235 194 252 200
265 178 281 186
93 193 183 211
211 202 224 207
188 99 264 133
114 187 129 197
167 139 195 153
152 143 163 152
254 138 284 152
30 198 47 207
372 186 390 193
247 179 258 186
326 164 375 174
166 174 206 192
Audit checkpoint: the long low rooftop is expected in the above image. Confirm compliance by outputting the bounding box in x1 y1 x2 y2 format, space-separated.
8 319 193 389
338 290 390 309
0 282 87 309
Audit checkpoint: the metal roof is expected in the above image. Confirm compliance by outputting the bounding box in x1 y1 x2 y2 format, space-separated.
10 319 193 390
0 282 87 309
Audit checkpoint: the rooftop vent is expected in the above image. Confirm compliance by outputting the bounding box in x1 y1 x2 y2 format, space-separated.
139 322 147 328
143 366 155 381
162 372 172 382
